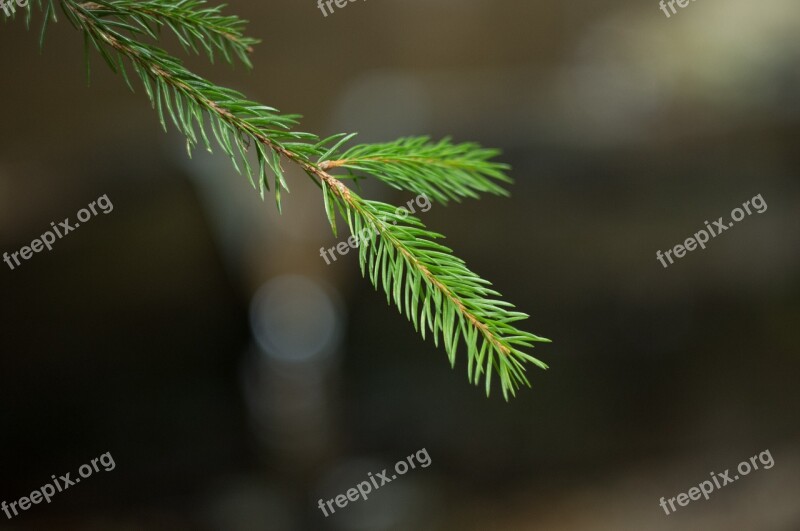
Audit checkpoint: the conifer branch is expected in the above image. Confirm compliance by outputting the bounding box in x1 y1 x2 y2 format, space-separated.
330 194 551 398
21 0 551 399
319 137 512 204
72 0 258 65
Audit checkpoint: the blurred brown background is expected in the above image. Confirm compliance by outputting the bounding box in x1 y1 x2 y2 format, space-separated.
1 0 799 529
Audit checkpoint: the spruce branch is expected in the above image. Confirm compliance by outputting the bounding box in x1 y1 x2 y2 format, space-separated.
333 194 550 399
319 137 512 204
68 0 258 65
22 0 551 399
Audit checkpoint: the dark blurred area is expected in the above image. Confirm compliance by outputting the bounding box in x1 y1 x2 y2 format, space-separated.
1 1 799 530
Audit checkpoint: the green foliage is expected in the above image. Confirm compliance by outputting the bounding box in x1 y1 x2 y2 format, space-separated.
342 195 550 399
58 0 323 211
80 0 260 67
320 137 512 204
22 0 550 399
